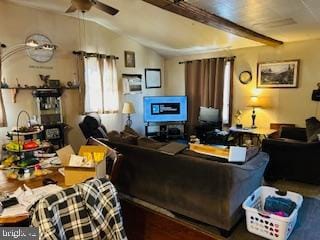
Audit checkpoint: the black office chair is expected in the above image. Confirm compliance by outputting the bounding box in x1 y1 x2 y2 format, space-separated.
79 113 108 139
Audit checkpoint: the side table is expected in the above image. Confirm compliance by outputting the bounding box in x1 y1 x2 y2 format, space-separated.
229 127 277 146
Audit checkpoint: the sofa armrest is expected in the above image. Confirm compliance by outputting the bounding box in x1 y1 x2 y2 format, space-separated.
262 138 320 184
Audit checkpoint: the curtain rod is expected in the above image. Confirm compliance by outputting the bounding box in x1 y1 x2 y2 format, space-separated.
72 51 119 59
178 56 236 64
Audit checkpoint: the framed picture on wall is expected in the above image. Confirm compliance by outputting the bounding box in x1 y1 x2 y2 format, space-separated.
122 74 142 94
257 59 299 88
145 68 161 88
124 51 135 68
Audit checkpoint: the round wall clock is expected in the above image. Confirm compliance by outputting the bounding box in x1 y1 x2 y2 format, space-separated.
239 71 252 84
25 34 55 63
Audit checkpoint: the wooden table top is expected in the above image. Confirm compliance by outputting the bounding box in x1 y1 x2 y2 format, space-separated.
0 168 65 224
229 127 278 136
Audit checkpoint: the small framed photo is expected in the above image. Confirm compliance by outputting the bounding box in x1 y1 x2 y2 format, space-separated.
145 68 161 88
122 74 142 94
124 51 135 68
257 60 299 88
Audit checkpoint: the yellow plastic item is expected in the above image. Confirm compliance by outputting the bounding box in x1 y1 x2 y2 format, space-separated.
189 143 229 159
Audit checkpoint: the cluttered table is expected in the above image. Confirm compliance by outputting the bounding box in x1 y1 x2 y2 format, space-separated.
0 168 65 193
0 168 65 224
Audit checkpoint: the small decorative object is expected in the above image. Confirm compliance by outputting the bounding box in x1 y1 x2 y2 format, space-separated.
189 135 200 144
239 71 252 84
67 81 73 88
49 80 60 88
25 33 57 63
234 110 243 129
122 74 142 94
1 77 8 88
122 102 135 127
145 68 161 88
39 74 50 88
124 51 135 68
257 60 299 88
16 78 21 88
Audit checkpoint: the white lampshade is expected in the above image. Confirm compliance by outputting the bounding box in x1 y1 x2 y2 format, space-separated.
122 102 135 114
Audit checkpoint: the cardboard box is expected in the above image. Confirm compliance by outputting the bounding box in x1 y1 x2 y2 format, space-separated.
57 145 108 186
189 144 246 162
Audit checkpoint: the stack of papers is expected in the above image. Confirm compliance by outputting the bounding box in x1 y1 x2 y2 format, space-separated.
0 184 62 218
13 184 63 209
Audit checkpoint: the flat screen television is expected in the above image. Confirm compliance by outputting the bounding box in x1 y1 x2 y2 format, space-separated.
144 96 187 122
198 106 220 123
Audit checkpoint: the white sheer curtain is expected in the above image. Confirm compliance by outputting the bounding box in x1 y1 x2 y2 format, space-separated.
84 57 103 113
84 56 119 114
101 57 119 113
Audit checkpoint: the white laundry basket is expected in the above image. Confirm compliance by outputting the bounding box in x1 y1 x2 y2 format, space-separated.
242 186 303 240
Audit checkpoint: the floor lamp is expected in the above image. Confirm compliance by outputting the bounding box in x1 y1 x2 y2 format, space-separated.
247 96 261 129
122 102 135 127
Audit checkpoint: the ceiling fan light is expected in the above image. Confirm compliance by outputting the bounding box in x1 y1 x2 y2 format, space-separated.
26 39 39 47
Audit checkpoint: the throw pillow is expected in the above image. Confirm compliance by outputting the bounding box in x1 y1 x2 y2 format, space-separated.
107 131 122 142
120 132 138 145
309 128 320 142
123 126 140 137
306 117 320 142
137 137 166 149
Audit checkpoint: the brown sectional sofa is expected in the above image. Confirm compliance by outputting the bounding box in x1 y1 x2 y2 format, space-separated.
105 138 269 233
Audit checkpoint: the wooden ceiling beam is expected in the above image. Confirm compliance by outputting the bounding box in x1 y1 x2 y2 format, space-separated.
142 0 283 47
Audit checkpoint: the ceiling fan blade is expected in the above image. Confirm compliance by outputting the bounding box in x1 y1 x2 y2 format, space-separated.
94 1 119 15
65 5 77 13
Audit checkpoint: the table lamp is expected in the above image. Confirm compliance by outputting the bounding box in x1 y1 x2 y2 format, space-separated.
247 96 261 128
122 102 135 127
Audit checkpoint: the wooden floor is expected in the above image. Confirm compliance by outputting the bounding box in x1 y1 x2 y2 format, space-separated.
120 199 219 240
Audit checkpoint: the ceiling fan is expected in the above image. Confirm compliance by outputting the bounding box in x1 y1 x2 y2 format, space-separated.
65 0 119 15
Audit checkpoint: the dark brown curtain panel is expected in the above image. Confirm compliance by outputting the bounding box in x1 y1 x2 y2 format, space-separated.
0 47 7 127
185 58 228 135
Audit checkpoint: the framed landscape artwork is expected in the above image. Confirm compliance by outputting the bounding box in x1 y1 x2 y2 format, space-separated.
257 60 299 88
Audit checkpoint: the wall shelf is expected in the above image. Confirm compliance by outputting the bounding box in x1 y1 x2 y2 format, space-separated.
0 87 79 103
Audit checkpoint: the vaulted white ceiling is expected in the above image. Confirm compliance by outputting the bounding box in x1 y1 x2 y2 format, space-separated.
6 0 320 57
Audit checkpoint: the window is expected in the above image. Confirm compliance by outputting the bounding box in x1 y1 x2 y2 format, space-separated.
84 57 119 113
222 60 231 124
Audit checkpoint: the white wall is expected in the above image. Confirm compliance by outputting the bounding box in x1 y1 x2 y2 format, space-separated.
164 39 320 128
0 1 164 151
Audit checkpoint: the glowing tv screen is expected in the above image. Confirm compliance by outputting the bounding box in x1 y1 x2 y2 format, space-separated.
143 96 187 122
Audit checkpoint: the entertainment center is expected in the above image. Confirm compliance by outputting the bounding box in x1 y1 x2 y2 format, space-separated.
143 96 187 141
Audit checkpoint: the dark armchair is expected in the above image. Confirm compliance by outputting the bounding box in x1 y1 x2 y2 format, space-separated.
79 113 108 139
262 127 320 184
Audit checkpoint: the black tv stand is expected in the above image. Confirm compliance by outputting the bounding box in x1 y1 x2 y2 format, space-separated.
145 122 186 142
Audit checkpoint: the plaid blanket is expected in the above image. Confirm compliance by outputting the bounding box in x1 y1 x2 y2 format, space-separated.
31 178 127 240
